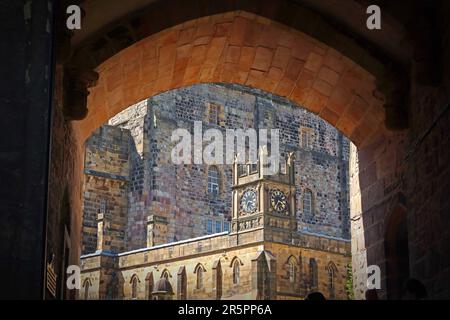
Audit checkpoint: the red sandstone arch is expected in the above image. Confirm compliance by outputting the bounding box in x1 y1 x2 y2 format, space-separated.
74 11 385 147
68 12 396 301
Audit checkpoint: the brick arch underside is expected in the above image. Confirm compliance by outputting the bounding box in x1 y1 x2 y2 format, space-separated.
75 11 386 147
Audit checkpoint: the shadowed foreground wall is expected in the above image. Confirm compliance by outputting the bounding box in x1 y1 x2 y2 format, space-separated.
1 0 449 300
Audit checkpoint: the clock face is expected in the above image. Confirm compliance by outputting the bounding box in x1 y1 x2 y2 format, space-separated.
240 189 257 213
270 189 288 213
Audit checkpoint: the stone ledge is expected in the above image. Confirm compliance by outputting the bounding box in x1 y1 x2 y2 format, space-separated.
84 169 129 182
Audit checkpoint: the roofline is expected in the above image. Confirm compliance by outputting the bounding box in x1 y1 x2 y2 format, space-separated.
80 232 230 259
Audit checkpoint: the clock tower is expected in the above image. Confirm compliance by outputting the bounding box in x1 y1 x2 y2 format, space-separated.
230 148 297 244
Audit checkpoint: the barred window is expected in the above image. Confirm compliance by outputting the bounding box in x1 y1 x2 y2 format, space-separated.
328 266 335 290
207 166 219 195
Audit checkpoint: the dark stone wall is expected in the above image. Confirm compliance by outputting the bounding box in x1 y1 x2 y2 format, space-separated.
352 2 450 299
406 12 450 299
0 0 55 299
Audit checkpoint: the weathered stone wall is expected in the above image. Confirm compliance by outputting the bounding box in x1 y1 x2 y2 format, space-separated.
97 83 350 252
84 125 131 177
109 100 150 249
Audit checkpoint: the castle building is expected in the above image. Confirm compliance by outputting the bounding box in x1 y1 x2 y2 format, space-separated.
79 84 351 300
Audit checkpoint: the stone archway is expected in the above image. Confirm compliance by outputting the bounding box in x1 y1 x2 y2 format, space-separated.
73 11 386 147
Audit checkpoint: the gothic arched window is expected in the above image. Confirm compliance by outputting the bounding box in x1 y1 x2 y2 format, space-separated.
309 258 318 289
83 279 91 300
303 189 313 216
328 267 335 290
145 272 154 300
232 260 240 285
194 264 206 290
100 198 107 214
288 258 297 284
208 166 219 195
196 267 204 289
131 275 139 299
207 103 220 125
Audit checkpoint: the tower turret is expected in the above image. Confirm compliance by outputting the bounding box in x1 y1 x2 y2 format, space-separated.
230 148 297 244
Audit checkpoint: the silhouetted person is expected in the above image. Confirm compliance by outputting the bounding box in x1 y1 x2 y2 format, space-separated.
365 289 379 300
305 291 326 301
401 278 427 300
